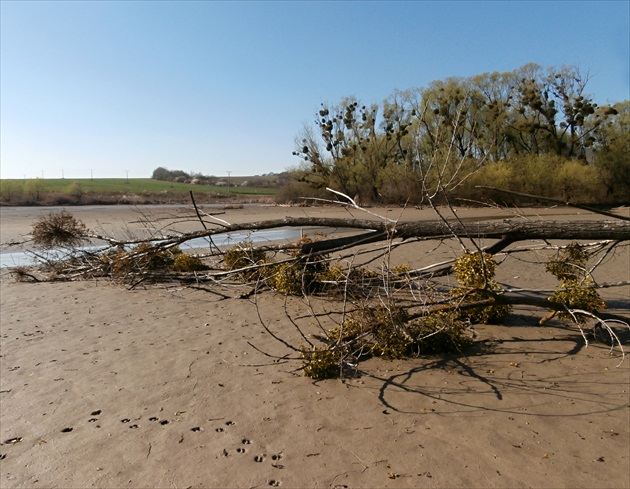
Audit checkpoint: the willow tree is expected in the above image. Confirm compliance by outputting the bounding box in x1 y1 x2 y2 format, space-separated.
291 63 622 205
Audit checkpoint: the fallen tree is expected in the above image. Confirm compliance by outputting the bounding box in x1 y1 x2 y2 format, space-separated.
9 117 630 378
8 194 628 379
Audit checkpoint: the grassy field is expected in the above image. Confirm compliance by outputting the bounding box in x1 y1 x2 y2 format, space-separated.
0 178 278 205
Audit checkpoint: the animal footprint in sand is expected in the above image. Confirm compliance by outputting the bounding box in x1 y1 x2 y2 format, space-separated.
236 439 251 453
271 454 285 469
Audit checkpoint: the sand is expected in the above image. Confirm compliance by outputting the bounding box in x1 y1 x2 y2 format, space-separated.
1 204 629 488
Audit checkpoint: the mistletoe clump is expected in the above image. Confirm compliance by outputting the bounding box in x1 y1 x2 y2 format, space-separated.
450 251 510 324
223 242 269 281
546 243 606 320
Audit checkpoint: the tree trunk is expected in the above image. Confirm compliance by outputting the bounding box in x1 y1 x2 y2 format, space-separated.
293 219 630 254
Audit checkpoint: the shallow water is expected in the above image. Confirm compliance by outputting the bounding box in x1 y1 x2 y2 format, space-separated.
0 227 315 269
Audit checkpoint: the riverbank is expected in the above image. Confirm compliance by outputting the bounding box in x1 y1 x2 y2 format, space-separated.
1 204 629 488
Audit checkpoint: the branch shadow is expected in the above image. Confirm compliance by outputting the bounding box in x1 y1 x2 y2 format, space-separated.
359 330 627 418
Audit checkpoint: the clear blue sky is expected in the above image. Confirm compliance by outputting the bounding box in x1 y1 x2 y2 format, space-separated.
1 1 628 180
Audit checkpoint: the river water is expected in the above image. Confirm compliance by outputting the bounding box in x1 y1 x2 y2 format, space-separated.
0 227 322 269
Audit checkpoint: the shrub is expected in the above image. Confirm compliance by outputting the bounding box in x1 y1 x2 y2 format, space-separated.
31 210 87 249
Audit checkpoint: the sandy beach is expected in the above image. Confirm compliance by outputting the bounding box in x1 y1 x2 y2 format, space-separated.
1 204 629 488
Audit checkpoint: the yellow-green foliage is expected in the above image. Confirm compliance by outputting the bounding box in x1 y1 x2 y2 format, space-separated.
451 251 510 324
303 307 474 379
300 347 343 380
392 263 412 275
452 251 497 287
317 265 347 283
546 243 606 320
268 262 308 295
327 305 412 359
549 278 606 315
108 243 181 277
410 313 473 354
173 253 205 272
267 235 330 295
316 265 357 294
368 306 411 358
326 317 369 346
223 243 268 281
268 259 327 295
468 155 604 203
546 242 589 281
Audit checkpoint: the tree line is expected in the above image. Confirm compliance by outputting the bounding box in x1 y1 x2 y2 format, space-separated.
285 63 628 205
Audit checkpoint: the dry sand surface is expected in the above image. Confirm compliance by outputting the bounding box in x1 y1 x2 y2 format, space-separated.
1 204 629 488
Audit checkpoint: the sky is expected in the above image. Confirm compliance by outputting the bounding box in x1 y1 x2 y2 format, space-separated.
1 1 628 180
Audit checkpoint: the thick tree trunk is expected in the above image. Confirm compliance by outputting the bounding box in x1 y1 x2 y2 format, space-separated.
291 219 630 254
163 216 629 253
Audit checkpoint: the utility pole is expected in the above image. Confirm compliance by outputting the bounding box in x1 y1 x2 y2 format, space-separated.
227 171 231 195
126 170 129 183
61 169 65 179
90 169 93 180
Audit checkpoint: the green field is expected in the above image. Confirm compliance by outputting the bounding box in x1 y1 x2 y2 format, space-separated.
1 178 276 194
0 178 278 205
